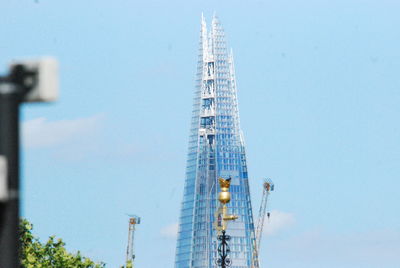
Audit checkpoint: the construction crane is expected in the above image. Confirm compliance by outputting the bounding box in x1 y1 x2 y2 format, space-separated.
252 178 274 268
126 215 141 268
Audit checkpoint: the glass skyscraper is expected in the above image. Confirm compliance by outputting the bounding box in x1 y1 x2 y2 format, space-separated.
175 15 256 268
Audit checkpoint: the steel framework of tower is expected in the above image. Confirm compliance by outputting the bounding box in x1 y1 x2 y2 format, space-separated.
175 15 257 268
126 215 140 268
252 179 274 268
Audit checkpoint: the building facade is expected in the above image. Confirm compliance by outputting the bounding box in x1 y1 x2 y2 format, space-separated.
175 15 256 268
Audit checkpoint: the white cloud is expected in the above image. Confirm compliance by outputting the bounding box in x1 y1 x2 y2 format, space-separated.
160 223 179 239
262 210 295 236
22 115 102 148
263 228 400 267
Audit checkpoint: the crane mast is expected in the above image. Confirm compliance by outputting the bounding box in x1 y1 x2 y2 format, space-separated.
252 178 274 268
126 215 141 268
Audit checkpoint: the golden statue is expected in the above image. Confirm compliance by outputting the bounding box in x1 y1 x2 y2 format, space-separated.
215 177 238 231
218 177 232 204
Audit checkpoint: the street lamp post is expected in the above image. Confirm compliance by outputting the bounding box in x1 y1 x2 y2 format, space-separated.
215 177 238 268
0 58 58 267
0 80 21 268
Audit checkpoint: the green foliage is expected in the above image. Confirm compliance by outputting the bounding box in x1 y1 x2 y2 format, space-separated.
119 260 133 268
20 219 105 268
126 260 133 268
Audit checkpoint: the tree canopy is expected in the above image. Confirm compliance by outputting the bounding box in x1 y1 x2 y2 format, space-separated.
20 219 105 268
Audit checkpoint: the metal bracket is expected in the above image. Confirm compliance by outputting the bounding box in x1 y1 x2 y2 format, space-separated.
0 156 8 202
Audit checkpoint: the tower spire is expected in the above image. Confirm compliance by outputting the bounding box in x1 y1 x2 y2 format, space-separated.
175 15 256 268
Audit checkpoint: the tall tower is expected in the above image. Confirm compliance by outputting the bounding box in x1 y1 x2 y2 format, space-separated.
175 15 256 268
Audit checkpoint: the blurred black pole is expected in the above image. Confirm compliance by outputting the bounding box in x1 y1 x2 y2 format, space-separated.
0 82 22 268
0 59 57 268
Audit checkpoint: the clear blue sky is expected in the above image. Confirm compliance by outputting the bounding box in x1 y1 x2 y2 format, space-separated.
1 0 400 267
